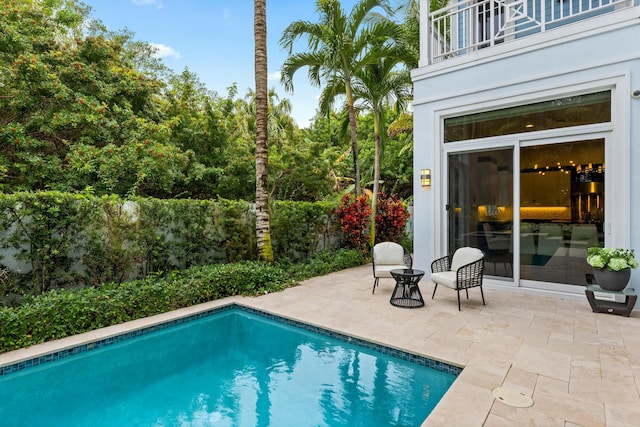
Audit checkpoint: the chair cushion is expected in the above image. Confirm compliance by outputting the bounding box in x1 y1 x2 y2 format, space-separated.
450 247 484 271
431 271 458 289
373 242 405 265
374 264 410 278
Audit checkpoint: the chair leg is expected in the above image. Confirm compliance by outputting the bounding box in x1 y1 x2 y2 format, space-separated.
465 288 469 299
456 290 461 311
372 277 379 294
431 283 438 299
480 286 486 305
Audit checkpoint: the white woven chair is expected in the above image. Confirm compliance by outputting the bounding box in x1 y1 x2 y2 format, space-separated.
371 242 412 294
430 247 485 310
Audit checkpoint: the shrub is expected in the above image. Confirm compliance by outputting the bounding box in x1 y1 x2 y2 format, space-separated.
375 193 410 244
0 250 366 353
335 193 410 250
286 249 366 280
0 192 346 302
335 194 371 251
271 200 337 262
0 191 95 296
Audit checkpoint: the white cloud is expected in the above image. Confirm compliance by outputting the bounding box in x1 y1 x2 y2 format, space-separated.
150 43 181 59
268 71 281 81
132 0 164 8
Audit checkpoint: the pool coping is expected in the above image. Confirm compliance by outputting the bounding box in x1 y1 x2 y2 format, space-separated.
0 297 462 378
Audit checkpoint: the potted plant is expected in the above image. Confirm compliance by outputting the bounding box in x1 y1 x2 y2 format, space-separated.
586 247 638 291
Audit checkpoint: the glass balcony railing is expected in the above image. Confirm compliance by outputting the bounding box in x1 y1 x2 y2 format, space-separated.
427 0 634 63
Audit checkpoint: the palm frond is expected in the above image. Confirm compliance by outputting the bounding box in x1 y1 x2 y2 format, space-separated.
279 20 321 53
280 52 326 92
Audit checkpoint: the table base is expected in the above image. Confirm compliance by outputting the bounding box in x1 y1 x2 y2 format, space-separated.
585 289 636 317
390 281 424 308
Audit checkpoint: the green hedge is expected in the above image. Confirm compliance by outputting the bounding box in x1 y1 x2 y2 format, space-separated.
0 249 365 353
0 191 341 301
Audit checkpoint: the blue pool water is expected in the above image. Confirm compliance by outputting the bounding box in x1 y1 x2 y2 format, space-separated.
0 306 458 426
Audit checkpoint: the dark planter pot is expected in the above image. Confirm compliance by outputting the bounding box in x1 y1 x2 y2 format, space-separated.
592 268 631 291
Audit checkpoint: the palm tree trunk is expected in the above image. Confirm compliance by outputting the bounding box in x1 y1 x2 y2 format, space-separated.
369 110 381 247
344 80 361 197
254 0 273 262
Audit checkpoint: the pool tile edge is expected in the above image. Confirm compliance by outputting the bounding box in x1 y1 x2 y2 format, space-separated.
1 296 462 379
0 297 239 373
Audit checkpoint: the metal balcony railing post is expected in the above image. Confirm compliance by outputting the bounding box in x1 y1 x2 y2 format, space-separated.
490 0 496 46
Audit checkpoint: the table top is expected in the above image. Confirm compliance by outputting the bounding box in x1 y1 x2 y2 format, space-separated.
586 284 636 296
390 268 425 277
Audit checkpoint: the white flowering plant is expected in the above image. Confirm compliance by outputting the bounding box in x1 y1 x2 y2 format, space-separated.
586 247 638 271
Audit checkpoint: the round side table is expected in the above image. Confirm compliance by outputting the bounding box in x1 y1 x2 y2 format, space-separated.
390 269 425 308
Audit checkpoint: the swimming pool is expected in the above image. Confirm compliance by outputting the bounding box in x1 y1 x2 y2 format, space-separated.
0 305 459 426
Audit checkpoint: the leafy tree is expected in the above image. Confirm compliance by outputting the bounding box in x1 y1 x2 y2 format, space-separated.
303 113 355 194
269 134 336 201
204 85 258 201
161 68 228 198
280 0 398 197
241 88 297 150
0 0 199 196
381 123 413 198
0 0 421 203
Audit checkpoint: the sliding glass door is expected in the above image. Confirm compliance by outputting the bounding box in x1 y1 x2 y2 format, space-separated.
447 148 514 279
519 138 604 286
447 138 604 287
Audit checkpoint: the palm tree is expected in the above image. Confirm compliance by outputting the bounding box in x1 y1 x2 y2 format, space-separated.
254 0 273 262
280 0 397 197
351 56 412 245
394 0 421 69
384 0 449 138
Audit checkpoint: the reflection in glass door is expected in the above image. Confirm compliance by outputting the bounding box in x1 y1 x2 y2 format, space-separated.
519 139 604 286
448 149 513 279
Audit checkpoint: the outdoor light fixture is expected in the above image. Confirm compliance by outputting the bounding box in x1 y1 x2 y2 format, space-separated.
420 168 431 189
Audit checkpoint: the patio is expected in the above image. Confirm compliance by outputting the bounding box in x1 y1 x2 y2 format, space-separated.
242 264 640 427
2 263 640 426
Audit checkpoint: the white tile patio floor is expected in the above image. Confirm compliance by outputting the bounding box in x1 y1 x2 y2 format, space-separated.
2 264 640 426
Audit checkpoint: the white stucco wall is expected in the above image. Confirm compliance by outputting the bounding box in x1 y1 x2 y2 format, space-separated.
412 7 640 297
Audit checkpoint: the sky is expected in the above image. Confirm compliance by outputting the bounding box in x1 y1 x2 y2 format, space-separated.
82 0 361 128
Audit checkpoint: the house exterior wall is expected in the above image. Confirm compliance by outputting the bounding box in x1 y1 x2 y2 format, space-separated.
412 6 640 298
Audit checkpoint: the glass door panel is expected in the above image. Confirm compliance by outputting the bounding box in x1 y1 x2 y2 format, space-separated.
519 139 604 286
447 149 513 279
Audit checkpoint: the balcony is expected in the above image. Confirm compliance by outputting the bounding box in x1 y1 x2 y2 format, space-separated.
426 0 635 64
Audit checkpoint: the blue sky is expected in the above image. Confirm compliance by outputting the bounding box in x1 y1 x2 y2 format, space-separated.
83 0 361 127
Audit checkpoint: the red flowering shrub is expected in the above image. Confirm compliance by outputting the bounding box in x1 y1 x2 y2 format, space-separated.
375 193 410 244
336 193 410 251
335 194 371 251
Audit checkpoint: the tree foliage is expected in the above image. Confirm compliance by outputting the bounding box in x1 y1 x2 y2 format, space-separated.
0 1 196 196
280 0 400 197
0 0 418 203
